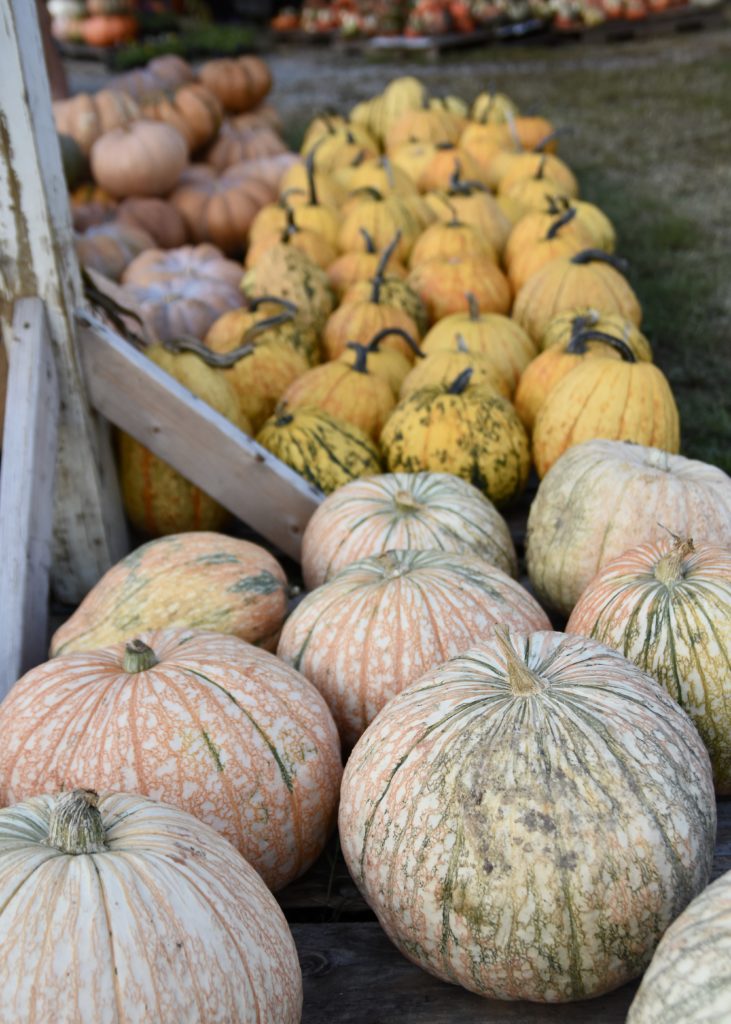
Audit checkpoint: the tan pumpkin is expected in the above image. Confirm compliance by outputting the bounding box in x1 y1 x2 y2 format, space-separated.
171 174 273 256
198 56 270 113
0 629 342 892
381 368 531 507
75 221 155 281
205 123 288 173
232 102 283 135
514 248 643 343
116 196 188 249
301 471 518 589
90 120 188 199
279 550 548 747
0 790 303 1024
407 256 511 323
338 192 422 263
53 88 139 155
526 439 731 615
141 82 223 154
222 152 299 192
327 231 408 297
339 629 715 1002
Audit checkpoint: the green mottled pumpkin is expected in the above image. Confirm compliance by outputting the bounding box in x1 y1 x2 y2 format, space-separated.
50 531 288 656
256 406 382 494
240 244 336 330
381 369 530 507
340 630 716 1002
567 536 731 793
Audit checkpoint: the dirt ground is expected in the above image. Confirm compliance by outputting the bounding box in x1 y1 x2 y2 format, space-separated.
67 24 731 469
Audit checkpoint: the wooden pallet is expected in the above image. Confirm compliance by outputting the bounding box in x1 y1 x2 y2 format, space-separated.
280 800 731 1022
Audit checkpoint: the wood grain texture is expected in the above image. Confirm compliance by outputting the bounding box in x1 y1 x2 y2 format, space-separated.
77 313 323 560
0 300 59 694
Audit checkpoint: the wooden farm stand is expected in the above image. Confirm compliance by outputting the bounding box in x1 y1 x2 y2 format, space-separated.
0 6 728 1022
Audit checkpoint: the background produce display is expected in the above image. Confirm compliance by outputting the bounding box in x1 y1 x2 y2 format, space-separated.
3 39 729 1022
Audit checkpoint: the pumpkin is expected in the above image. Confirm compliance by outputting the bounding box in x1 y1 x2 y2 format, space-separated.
506 207 596 291
307 129 380 175
0 790 302 1024
224 152 298 192
322 270 422 362
121 244 244 342
513 115 557 152
526 439 731 616
279 160 346 209
241 245 336 331
279 551 547 747
70 182 116 232
256 407 382 494
385 106 463 152
0 629 342 892
420 298 536 396
206 296 320 367
327 232 407 296
81 13 137 46
106 55 195 103
205 123 288 174
407 257 511 323
142 82 223 154
515 322 654 431
343 156 420 198
198 56 271 113
75 221 155 281
171 174 273 256
470 90 520 124
514 249 643 343
400 341 510 401
381 368 531 507
568 197 617 252
339 630 715 1002
338 193 422 263
416 144 488 193
51 531 288 656
532 336 680 477
627 870 731 1023
337 329 414 395
116 196 188 249
497 152 579 198
567 536 731 792
504 204 600 268
90 120 188 199
408 214 497 268
53 88 140 155
280 333 402 441
539 306 652 355
341 274 429 336
301 112 350 153
458 122 518 189
245 213 338 271
389 140 439 184
367 76 427 142
424 178 512 257
301 471 518 589
249 192 340 250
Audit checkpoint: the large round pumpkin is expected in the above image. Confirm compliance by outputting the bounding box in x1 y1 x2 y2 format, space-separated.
90 120 188 199
279 551 549 747
0 789 302 1024
301 471 517 589
340 630 716 1002
627 870 731 1024
51 531 288 656
0 629 342 892
526 439 731 616
567 537 731 793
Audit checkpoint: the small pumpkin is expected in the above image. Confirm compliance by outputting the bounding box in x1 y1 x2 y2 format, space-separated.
407 257 511 323
75 221 155 281
205 122 288 174
301 471 518 589
539 307 651 356
51 530 288 656
389 140 439 185
0 630 342 892
526 439 731 616
341 273 429 336
367 76 428 143
470 90 520 124
206 296 320 367
241 245 336 331
423 171 512 257
249 181 340 249
171 174 273 256
505 207 595 292
90 120 188 199
385 106 464 152
198 56 271 113
327 230 407 296
0 790 303 1024
408 211 497 268
279 550 549 747
381 368 531 507
245 210 338 271
400 337 510 401
337 329 415 395
338 192 422 263
497 151 579 198
458 121 515 184
416 144 488 193
343 155 420 198
116 196 188 249
53 88 139 155
504 202 600 267
306 128 380 175
142 82 223 155
80 13 137 47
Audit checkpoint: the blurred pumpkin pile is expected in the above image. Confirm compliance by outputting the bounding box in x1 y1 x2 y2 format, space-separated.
48 0 139 47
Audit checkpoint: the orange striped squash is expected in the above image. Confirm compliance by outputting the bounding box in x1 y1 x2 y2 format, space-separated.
567 537 731 793
277 550 550 747
51 532 288 656
0 790 302 1023
340 630 716 1002
0 630 342 892
301 472 518 589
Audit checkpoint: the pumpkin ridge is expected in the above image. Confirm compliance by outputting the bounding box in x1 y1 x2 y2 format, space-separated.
87 856 125 1020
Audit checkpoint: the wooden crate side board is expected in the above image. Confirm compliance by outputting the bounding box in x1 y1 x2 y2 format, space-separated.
0 300 59 693
0 1 128 604
77 313 323 561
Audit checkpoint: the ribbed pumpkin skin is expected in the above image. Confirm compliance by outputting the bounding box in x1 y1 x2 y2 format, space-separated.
381 384 530 507
532 359 681 477
280 362 395 441
539 308 651 358
340 631 716 1002
0 792 302 1024
627 871 731 1024
301 471 518 589
400 350 510 401
51 532 287 656
278 551 549 747
526 440 731 616
0 630 342 891
240 245 335 330
256 407 382 494
567 539 731 792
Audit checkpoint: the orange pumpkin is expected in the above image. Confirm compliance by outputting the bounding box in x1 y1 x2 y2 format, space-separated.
198 56 272 113
385 106 463 152
338 192 422 263
424 173 512 256
245 210 338 271
539 307 651 355
170 174 274 256
90 120 188 199
497 152 579 198
0 629 342 892
506 207 597 291
327 231 408 296
81 14 137 48
407 256 511 323
400 338 511 401
142 82 223 154
408 212 497 268
504 203 596 268
416 144 488 192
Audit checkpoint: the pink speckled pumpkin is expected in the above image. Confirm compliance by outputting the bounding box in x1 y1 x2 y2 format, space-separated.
0 629 342 891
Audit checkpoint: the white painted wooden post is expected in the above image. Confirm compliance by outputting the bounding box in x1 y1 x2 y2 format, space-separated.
0 300 59 693
0 1 128 605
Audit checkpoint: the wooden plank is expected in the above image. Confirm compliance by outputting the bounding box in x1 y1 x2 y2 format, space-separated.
292 922 637 1023
77 313 323 561
0 1 128 604
0 299 59 693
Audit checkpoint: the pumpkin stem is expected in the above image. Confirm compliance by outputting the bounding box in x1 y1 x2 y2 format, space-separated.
345 342 370 374
534 154 547 180
533 128 565 153
46 789 108 856
382 156 395 191
545 206 577 240
351 185 383 203
495 630 546 697
570 248 629 273
393 489 422 512
123 639 159 673
304 146 319 207
367 325 423 358
370 231 402 303
466 292 480 321
447 164 488 196
455 332 470 353
566 329 636 362
167 334 254 368
447 367 473 394
359 227 376 254
654 535 695 584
